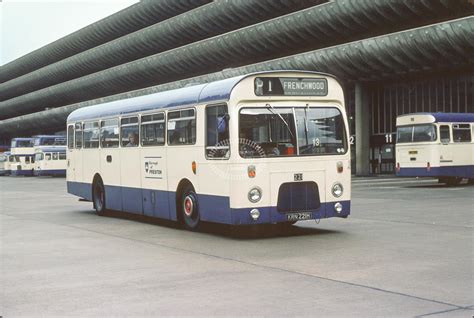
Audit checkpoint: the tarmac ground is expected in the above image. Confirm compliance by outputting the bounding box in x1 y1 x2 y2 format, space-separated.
1 176 473 317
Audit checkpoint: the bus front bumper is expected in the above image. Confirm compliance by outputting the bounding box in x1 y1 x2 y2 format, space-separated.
230 201 351 225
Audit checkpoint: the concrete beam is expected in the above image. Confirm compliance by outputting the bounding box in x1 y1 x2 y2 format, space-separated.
355 82 370 176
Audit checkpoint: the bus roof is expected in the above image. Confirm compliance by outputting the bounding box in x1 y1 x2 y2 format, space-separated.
33 135 66 138
396 112 474 126
67 71 335 122
12 137 33 141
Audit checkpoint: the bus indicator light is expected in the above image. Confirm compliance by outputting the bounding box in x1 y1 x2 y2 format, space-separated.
250 209 260 221
192 161 197 174
248 165 256 178
337 161 343 173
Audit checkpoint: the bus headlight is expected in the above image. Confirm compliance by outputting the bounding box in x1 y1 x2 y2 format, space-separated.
334 202 343 214
248 187 262 203
331 183 343 197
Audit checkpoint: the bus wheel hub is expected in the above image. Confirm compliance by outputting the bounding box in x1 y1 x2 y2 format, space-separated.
184 197 193 216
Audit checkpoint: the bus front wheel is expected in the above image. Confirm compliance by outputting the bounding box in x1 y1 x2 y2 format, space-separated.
93 178 106 214
180 185 200 230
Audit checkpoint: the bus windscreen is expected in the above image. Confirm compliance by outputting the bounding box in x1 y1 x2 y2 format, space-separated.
396 124 437 143
239 107 346 158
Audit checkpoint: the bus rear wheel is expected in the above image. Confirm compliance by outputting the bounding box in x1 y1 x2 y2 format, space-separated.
180 185 200 230
93 178 106 214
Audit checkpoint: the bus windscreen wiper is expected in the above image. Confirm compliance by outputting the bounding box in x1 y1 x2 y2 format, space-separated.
265 104 295 140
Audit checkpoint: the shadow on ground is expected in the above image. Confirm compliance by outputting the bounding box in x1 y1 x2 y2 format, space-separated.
77 208 341 240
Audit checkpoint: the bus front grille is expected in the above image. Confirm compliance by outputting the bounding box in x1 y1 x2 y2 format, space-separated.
277 181 320 213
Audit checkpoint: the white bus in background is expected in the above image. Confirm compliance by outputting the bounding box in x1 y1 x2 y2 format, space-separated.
34 146 67 177
0 151 10 176
67 71 351 230
10 138 35 176
33 135 67 147
395 113 474 185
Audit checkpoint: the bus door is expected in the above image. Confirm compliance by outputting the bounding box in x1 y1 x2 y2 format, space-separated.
73 123 84 182
140 113 169 219
120 117 143 215
439 125 453 166
198 104 231 223
100 120 122 211
67 125 76 180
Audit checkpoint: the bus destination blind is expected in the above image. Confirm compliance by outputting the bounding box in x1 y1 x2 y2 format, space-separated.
254 77 328 96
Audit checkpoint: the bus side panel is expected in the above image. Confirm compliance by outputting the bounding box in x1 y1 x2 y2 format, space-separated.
141 147 170 219
120 148 143 214
197 161 231 224
397 142 473 178
47 154 66 176
82 150 99 194
67 181 92 201
100 148 122 211
451 142 474 173
67 149 75 181
75 149 84 183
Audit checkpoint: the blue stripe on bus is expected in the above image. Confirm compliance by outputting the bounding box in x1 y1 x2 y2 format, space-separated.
396 165 474 178
67 181 350 225
68 181 92 201
34 169 66 176
11 170 34 176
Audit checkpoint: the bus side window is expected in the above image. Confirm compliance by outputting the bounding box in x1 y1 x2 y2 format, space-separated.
453 124 471 142
53 153 58 160
83 122 100 148
440 125 450 144
100 119 119 148
168 109 196 145
121 117 139 147
59 153 67 160
67 125 74 149
206 104 230 159
75 123 83 148
141 113 165 146
45 153 51 160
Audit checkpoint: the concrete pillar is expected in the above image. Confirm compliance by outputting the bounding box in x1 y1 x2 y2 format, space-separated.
355 82 370 176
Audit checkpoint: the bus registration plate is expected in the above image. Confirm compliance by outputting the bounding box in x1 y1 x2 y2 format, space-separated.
286 212 311 221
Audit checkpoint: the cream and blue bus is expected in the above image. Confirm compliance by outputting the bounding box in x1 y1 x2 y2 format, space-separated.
34 146 67 176
0 151 10 176
10 138 35 176
66 71 351 230
395 113 474 185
